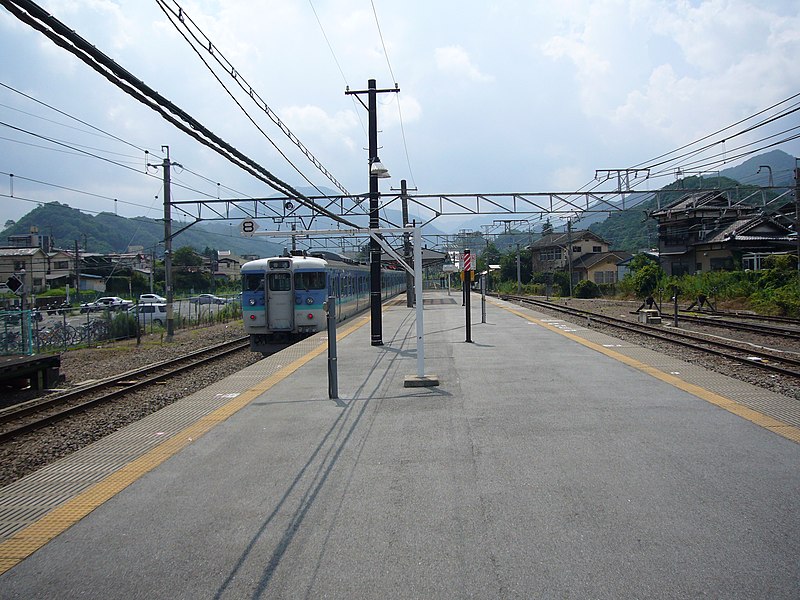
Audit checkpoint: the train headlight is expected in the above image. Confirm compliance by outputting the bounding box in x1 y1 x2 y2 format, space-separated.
306 297 314 305
248 298 256 306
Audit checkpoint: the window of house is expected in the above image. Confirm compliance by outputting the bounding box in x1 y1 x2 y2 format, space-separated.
54 260 69 269
710 257 734 271
13 260 24 270
33 278 43 286
593 271 616 284
592 246 602 252
539 248 561 261
572 246 581 253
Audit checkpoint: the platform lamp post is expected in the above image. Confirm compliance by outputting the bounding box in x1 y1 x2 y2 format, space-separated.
345 79 399 346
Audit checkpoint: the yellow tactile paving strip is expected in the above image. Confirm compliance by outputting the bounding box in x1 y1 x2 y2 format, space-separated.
493 297 800 445
0 314 371 574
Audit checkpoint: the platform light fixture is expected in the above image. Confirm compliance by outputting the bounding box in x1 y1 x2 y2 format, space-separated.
370 156 390 179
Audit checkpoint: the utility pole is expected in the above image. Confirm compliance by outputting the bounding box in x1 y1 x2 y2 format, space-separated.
74 239 81 304
567 219 574 298
345 79 399 346
517 243 521 294
163 149 175 341
394 179 416 308
149 146 178 342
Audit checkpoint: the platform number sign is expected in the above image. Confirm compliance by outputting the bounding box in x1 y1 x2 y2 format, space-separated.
240 219 259 237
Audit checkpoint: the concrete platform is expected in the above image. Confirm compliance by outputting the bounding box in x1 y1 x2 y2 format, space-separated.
1 290 798 599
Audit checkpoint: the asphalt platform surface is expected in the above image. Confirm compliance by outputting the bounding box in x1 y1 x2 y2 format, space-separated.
1 290 798 599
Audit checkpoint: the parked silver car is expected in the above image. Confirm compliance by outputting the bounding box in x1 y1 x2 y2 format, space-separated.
139 293 166 304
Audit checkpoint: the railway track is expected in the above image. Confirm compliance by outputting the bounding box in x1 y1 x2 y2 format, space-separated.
669 313 800 341
0 336 251 444
497 294 800 379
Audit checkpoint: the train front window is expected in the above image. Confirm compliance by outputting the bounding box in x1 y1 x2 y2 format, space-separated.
269 272 292 291
294 271 326 291
243 274 265 292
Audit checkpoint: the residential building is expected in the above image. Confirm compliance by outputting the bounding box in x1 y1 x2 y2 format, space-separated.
529 229 630 285
651 191 795 276
0 247 49 303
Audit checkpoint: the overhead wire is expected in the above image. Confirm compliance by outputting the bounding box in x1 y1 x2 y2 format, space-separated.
2 83 267 207
369 0 417 189
156 0 350 198
0 80 160 156
0 0 358 227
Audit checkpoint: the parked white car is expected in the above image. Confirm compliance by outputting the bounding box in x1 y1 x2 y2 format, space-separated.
80 296 133 313
139 293 166 304
128 303 167 326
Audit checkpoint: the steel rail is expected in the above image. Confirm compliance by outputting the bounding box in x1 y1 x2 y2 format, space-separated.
0 337 250 443
673 314 800 341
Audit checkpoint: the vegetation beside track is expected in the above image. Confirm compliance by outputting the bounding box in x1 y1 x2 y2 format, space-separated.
485 251 799 317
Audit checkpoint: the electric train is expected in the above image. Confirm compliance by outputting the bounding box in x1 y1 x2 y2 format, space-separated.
241 251 406 354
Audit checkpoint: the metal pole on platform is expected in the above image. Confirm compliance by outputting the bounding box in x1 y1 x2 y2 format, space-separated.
413 226 425 377
481 272 486 324
464 248 472 343
326 295 338 399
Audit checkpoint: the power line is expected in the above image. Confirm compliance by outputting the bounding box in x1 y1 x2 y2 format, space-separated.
307 0 368 140
156 0 350 197
0 0 358 227
369 0 417 189
0 80 159 156
1 83 266 206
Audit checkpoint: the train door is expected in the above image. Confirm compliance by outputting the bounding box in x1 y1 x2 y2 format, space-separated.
267 271 293 330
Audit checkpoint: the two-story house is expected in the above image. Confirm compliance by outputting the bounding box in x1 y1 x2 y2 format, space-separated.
651 191 795 276
529 230 630 285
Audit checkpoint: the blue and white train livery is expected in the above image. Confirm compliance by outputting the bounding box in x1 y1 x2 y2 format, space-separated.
241 251 405 354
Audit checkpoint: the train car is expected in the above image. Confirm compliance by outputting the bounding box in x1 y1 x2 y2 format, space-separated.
241 251 405 354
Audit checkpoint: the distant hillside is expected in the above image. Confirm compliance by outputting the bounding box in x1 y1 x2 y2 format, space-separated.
718 149 796 187
1 202 282 257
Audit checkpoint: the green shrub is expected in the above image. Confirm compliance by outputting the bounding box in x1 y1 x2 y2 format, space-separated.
110 312 138 339
574 280 601 299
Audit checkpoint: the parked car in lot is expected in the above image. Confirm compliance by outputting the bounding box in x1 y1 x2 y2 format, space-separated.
139 293 166 304
128 303 167 326
80 296 133 313
189 293 226 305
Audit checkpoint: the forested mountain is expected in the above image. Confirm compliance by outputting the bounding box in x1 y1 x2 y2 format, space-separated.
1 202 282 256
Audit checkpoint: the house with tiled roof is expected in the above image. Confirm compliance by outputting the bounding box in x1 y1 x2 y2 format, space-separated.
651 191 795 275
528 230 631 285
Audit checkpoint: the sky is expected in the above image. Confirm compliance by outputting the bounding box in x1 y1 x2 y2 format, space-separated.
1 0 799 241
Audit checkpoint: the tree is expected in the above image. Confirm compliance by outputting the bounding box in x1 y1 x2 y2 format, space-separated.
541 219 553 236
173 246 203 266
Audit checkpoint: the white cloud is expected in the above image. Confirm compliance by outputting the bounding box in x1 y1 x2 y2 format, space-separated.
280 104 360 151
435 46 493 82
550 166 587 190
380 94 422 128
540 0 800 144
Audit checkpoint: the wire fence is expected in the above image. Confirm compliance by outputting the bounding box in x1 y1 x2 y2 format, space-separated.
0 295 242 356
